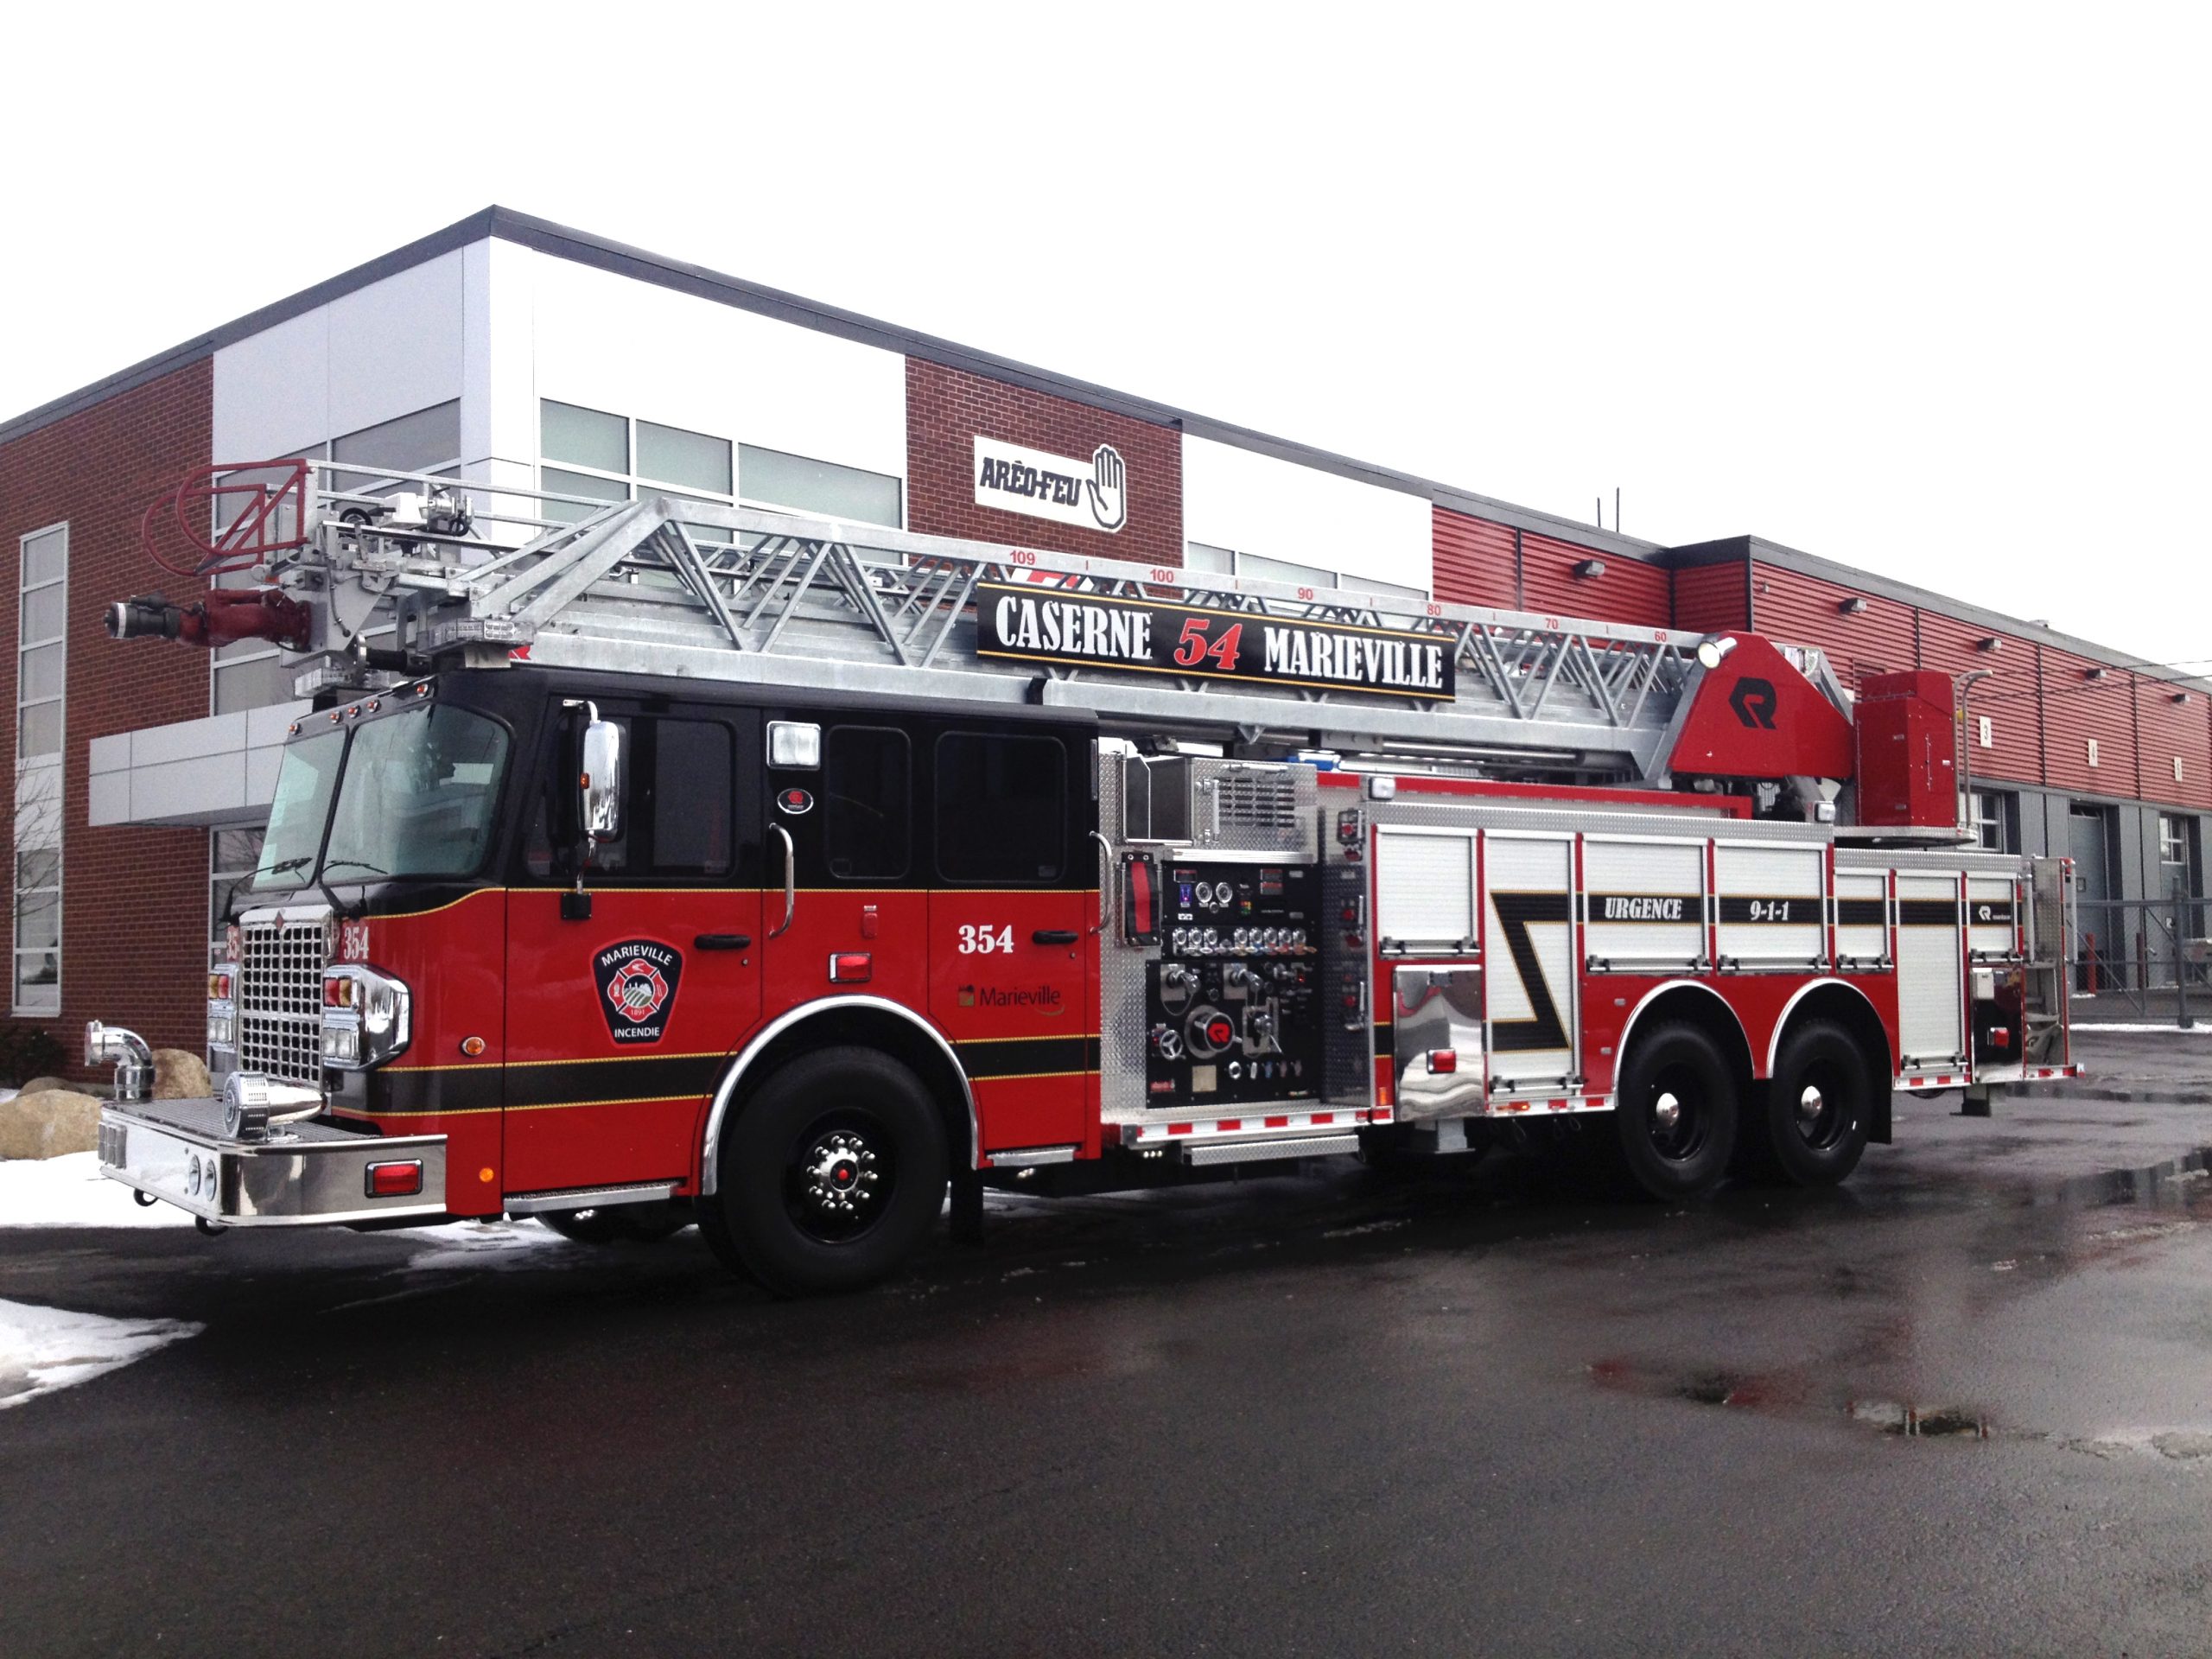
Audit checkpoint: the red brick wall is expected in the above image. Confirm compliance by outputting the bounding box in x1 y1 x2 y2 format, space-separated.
905 359 1182 567
0 362 213 1073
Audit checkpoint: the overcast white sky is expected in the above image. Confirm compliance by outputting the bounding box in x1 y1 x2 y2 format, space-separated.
3 3 2204 670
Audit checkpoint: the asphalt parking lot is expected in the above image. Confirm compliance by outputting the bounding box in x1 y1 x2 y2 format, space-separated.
3 1027 2210 1657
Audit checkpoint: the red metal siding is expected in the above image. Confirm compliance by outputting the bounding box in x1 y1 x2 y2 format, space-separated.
2133 679 2212 810
1430 506 1516 609
2040 644 2136 796
1917 611 2043 788
1519 531 1670 627
1672 560 1750 634
1747 562 1916 696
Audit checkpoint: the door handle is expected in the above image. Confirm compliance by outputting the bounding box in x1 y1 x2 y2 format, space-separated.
695 933 752 950
770 824 796 938
1033 930 1079 945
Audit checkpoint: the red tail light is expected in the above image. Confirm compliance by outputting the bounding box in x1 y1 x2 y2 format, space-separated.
365 1160 423 1198
1428 1050 1458 1073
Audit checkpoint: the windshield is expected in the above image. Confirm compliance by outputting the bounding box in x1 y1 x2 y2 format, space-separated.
251 704 511 890
251 730 345 890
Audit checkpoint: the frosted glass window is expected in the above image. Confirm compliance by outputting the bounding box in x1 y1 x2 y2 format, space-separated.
541 400 627 474
740 444 901 528
1239 551 1334 588
1184 543 1235 574
638 421 733 495
332 401 461 474
541 467 630 524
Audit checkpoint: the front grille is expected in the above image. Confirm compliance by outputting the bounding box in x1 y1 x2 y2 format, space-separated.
237 911 331 1089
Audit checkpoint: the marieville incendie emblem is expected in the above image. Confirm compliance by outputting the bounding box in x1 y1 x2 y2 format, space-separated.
593 939 683 1045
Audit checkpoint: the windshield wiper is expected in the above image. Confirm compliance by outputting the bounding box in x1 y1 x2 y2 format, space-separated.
320 859 392 880
245 855 316 883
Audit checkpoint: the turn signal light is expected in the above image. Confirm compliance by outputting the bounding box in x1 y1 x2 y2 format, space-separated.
364 1160 423 1198
207 970 233 1000
830 952 873 983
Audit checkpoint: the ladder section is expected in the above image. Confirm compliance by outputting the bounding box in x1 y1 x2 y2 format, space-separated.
248 466 1711 768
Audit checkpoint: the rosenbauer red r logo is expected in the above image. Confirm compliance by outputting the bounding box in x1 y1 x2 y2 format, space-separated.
593 939 683 1045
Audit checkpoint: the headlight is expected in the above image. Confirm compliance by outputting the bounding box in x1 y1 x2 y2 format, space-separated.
320 964 410 1070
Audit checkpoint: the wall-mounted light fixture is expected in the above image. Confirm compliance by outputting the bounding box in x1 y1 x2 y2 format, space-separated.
1572 558 1605 579
2171 691 2191 705
1976 637 2002 652
1839 596 1869 615
2085 666 2108 681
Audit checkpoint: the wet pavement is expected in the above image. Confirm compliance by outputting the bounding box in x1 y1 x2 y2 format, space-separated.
3 1031 2211 1657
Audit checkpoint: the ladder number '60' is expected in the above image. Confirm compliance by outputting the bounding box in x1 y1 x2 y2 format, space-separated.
958 925 1015 954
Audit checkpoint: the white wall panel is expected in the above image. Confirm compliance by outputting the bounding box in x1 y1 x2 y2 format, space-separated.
1183 435 1430 591
214 307 327 460
215 248 469 461
326 250 464 439
519 251 905 482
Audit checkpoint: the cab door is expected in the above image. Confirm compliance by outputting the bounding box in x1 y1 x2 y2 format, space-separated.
503 700 762 1196
924 726 1092 1155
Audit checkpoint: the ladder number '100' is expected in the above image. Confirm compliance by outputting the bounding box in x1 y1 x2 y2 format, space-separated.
958 925 1014 954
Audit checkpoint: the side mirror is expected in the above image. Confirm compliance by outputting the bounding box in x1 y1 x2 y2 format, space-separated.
581 718 624 844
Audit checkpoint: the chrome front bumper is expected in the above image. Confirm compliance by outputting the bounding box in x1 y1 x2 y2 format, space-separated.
97 1098 448 1226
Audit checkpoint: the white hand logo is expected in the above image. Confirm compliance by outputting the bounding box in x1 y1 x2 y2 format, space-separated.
1085 444 1128 533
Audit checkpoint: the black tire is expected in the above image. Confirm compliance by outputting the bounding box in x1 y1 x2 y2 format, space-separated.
1756 1020 1874 1187
702 1047 949 1296
537 1199 692 1243
1612 1021 1738 1202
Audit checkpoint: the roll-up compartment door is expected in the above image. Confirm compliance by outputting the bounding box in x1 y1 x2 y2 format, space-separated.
1714 842 1826 969
1484 834 1576 1090
1582 836 1707 971
1376 829 1478 954
1897 872 1965 1066
1835 870 1890 968
1967 874 2017 960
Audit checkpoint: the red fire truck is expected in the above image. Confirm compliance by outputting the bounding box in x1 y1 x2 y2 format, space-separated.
88 462 2079 1294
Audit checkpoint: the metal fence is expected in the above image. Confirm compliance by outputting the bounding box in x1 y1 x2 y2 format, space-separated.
2073 896 2209 1027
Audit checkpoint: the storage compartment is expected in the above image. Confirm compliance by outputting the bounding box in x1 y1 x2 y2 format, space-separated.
1855 671 1961 831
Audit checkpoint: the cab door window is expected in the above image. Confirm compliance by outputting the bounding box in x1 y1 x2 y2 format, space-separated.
935 732 1065 885
822 726 911 881
525 714 734 879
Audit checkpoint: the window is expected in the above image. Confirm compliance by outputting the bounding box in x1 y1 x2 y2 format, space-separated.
15 524 66 1014
2158 815 2197 899
936 732 1065 884
822 727 910 880
529 714 734 880
740 443 902 528
321 706 512 882
211 827 266 945
1181 540 1427 606
1971 790 2012 854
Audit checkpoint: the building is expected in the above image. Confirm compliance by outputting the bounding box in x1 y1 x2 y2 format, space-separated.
1 207 2202 1063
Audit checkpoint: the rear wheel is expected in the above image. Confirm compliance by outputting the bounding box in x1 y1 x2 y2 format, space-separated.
1612 1022 1738 1201
701 1047 949 1296
1756 1020 1874 1186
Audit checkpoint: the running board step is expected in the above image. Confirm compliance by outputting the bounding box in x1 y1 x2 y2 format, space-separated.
505 1181 680 1214
1182 1133 1360 1168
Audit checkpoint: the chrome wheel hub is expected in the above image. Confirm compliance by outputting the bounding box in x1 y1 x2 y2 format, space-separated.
803 1130 882 1218
1796 1084 1827 1135
1653 1091 1683 1133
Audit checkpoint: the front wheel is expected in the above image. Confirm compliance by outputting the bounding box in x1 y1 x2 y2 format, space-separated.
1612 1021 1738 1202
1755 1020 1874 1186
701 1047 950 1296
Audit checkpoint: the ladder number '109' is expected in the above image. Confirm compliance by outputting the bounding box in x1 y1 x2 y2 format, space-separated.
958 925 1015 954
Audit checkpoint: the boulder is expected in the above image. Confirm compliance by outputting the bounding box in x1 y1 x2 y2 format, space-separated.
153 1049 213 1101
16 1076 70 1096
0 1090 101 1160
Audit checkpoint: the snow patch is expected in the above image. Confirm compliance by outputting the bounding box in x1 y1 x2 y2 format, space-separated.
0 1299 202 1409
403 1217 573 1271
0 1152 189 1229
